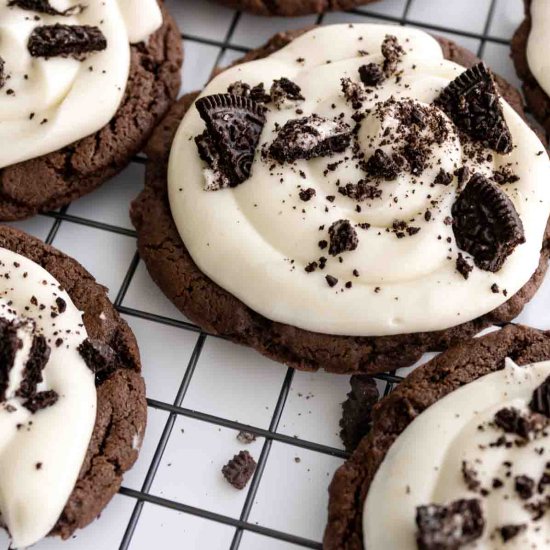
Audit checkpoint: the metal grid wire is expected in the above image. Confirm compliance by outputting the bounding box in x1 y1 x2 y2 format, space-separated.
15 1 510 548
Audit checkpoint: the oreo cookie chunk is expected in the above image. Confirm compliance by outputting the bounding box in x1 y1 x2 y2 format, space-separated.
325 325 550 549
328 219 358 256
222 450 257 489
435 63 513 154
0 224 146 545
195 94 266 187
270 77 304 108
269 114 351 163
28 24 107 59
452 173 525 272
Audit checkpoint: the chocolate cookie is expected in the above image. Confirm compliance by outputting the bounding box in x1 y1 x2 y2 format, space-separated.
212 0 380 16
131 28 550 376
0 2 183 221
0 224 146 542
512 0 550 138
324 324 550 549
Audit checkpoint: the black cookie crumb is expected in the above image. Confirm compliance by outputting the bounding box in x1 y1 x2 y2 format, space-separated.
358 63 384 86
270 77 304 108
416 499 484 550
28 24 107 59
338 180 382 201
514 475 535 500
0 57 5 90
498 524 526 542
381 35 405 76
328 220 358 256
326 275 338 288
365 149 400 181
222 450 256 490
339 375 379 452
299 188 316 202
452 173 525 272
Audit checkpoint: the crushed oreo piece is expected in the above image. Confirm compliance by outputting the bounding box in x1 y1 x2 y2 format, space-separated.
493 166 519 185
28 24 107 59
299 188 316 202
325 275 338 288
381 35 405 76
341 77 367 109
462 461 481 492
23 390 58 413
493 407 533 439
0 318 23 402
339 375 379 452
451 173 525 272
195 94 266 187
17 333 49 399
514 475 535 500
328 220 358 256
55 296 66 314
454 166 470 189
227 81 271 104
236 431 256 445
529 375 550 417
338 180 382 201
8 0 85 15
195 131 231 191
498 524 526 542
269 115 351 164
434 169 453 186
456 253 473 280
358 62 384 86
78 338 117 384
435 63 513 154
365 149 401 180
222 450 256 490
270 77 304 108
416 499 485 550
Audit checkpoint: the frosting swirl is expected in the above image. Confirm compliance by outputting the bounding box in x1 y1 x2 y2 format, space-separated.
364 359 550 549
0 0 162 168
168 25 550 337
0 248 96 548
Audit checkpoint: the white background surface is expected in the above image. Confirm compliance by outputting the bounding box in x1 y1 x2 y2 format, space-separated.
2 0 547 548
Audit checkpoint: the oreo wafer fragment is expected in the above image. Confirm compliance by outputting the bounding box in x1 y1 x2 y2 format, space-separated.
8 0 85 16
23 389 58 413
451 173 524 272
269 114 351 163
435 63 513 154
195 94 266 187
270 77 304 108
328 219 358 256
28 24 107 59
416 499 485 550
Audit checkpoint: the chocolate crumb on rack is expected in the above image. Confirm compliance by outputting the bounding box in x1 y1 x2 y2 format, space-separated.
222 450 257 490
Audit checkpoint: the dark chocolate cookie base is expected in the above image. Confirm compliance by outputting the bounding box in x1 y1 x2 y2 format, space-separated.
0 4 183 221
131 28 550 376
324 324 550 549
212 0 380 16
511 0 550 139
0 225 146 541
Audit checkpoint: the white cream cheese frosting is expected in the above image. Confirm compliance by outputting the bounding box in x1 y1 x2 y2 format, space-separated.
0 0 162 169
527 0 550 97
0 248 96 548
168 24 550 337
364 359 550 549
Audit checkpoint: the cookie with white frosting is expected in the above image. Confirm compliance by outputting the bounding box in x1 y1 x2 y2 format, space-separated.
0 224 146 547
212 0 380 16
0 0 183 220
512 0 550 138
325 324 550 549
132 25 550 375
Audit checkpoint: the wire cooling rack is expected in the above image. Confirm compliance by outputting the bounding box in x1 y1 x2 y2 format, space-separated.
3 0 547 548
